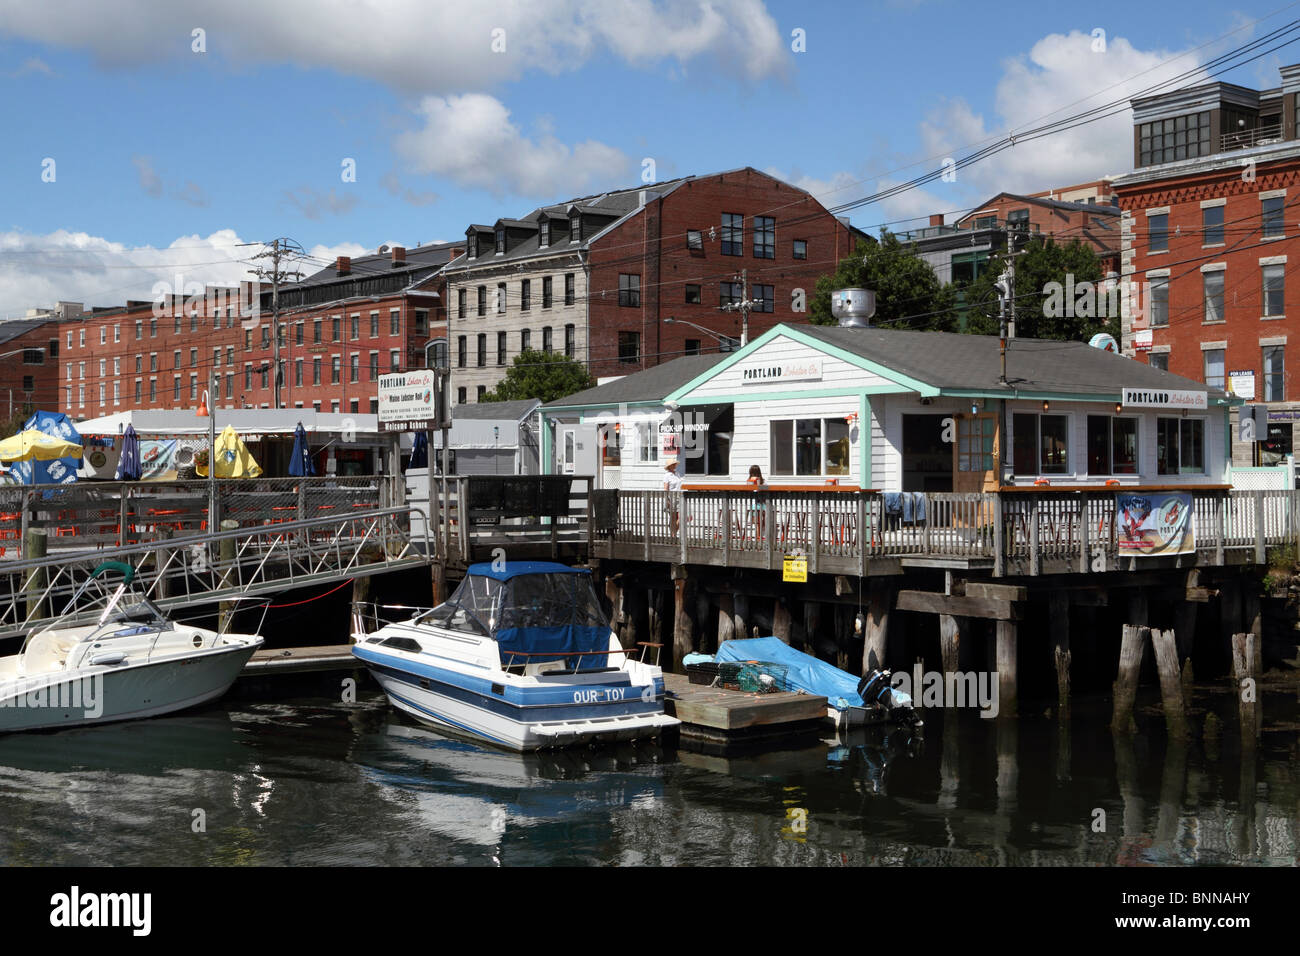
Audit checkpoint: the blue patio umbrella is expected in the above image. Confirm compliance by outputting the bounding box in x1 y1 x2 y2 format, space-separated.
288 422 315 477
409 431 429 470
114 424 142 480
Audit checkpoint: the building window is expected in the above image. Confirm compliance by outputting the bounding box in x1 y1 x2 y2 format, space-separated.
477 334 487 367
521 329 531 351
457 289 466 319
793 239 807 260
350 314 359 339
542 327 553 353
721 213 743 256
539 220 550 248
79 329 85 346
261 326 270 349
618 274 641 307
542 276 553 309
295 359 304 387
564 273 575 306
332 316 341 341
331 356 340 384
1149 213 1168 252
753 216 775 259
369 351 379 380
685 339 701 356
190 374 197 399
390 349 401 372
457 335 467 368
564 324 575 358
687 230 703 251
753 284 774 313
1157 417 1205 475
260 365 269 389
313 319 322 344
149 318 156 338
1087 416 1139 475
190 347 197 367
415 309 428 336
134 380 142 403
769 418 851 477
313 358 321 385
467 234 477 260
636 422 658 463
350 353 360 383
952 250 989 285
618 331 640 364
1263 196 1285 239
1138 111 1210 166
391 309 400 335
457 387 467 404
99 326 106 345
496 283 506 314
295 322 304 345
23 349 42 365
720 281 742 308
148 380 156 402
226 347 234 367
1203 205 1224 245
497 331 507 366
22 375 32 392
1263 264 1285 316
1204 271 1225 322
1264 345 1285 402
173 377 181 401
1203 348 1225 389
1149 277 1169 327
79 361 85 379
477 286 487 316
569 216 581 243
149 354 157 372
1012 413 1070 475
520 279 531 311
495 226 505 255
225 373 233 399
173 350 181 369
685 284 701 304
476 385 486 402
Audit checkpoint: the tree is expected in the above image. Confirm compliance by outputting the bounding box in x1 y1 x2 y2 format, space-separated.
811 233 956 331
480 348 594 404
962 237 1118 341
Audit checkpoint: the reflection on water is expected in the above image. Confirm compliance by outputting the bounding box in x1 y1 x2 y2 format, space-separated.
0 684 1295 866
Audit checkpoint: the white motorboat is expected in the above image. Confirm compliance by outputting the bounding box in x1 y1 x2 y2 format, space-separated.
352 561 679 752
0 561 263 732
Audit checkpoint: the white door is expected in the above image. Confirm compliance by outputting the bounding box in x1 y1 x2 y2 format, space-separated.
560 427 576 474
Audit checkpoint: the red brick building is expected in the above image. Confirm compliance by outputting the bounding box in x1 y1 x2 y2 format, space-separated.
443 167 858 402
1114 66 1300 464
951 187 1122 272
0 309 69 420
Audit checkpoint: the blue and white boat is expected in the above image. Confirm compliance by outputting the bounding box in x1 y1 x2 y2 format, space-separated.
351 562 679 752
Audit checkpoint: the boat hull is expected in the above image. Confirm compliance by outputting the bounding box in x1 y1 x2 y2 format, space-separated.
0 639 261 732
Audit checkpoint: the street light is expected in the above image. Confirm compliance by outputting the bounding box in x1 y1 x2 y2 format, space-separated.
663 317 740 352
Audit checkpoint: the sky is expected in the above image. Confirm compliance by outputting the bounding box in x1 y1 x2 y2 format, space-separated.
0 0 1294 317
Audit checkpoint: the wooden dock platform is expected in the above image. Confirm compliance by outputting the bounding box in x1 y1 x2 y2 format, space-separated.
663 672 827 752
241 644 361 676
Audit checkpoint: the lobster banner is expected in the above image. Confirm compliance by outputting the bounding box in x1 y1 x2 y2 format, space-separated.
1116 492 1194 556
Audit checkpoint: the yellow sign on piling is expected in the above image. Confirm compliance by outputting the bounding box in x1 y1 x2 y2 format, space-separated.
783 555 807 582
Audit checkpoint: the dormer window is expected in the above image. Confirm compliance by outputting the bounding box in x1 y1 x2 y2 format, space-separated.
539 220 550 248
467 234 477 260
495 227 505 255
570 216 581 242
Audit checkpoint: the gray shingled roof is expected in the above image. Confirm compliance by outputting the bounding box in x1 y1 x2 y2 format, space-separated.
794 325 1230 400
453 398 540 421
544 353 730 409
0 317 58 347
294 241 461 290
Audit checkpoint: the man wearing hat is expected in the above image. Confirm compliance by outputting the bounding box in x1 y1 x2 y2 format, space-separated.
663 456 682 535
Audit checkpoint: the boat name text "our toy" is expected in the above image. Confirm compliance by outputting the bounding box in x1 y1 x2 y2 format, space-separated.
573 688 624 703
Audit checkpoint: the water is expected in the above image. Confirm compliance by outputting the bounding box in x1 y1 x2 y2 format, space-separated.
0 684 1296 866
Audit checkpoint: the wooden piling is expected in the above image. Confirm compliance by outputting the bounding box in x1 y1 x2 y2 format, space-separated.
862 579 892 674
671 564 692 671
154 526 173 599
430 560 447 607
995 618 1017 718
716 591 736 647
351 573 372 641
733 592 749 643
772 598 792 645
1049 591 1071 719
1150 627 1187 739
1173 595 1198 674
938 614 964 707
218 534 237 634
22 528 47 623
1244 589 1263 677
1111 624 1147 734
1231 632 1260 742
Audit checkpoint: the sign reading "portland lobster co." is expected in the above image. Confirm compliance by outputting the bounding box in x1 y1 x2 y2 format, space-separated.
1121 387 1208 410
378 369 440 432
740 358 823 385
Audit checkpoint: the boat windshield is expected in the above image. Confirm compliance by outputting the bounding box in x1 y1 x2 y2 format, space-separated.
417 571 609 639
419 574 501 636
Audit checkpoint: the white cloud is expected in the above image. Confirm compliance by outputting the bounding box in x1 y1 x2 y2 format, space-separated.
396 93 629 197
0 0 787 92
281 186 360 220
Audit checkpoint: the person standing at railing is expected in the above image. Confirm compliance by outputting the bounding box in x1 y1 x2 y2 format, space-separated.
663 458 682 536
747 465 767 540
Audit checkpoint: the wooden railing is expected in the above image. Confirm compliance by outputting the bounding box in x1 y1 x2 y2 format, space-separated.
590 487 1300 575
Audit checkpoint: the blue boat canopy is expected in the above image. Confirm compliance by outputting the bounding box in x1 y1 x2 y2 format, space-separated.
421 563 609 669
715 637 864 710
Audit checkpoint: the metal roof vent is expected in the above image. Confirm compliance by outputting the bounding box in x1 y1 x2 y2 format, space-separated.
831 288 876 328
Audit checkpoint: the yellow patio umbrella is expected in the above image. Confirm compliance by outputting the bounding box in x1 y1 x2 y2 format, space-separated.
0 429 84 463
196 425 262 478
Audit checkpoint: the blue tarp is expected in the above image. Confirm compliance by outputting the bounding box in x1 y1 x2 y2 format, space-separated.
715 637 863 711
9 411 81 486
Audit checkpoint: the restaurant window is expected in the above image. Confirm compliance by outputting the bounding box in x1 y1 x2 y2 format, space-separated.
685 284 701 304
1087 416 1139 475
1203 205 1224 245
1149 213 1168 253
542 276 553 309
618 274 640 307
497 331 507 366
564 273 575 306
721 213 743 256
618 331 640 364
1204 271 1225 322
636 422 657 464
1264 345 1285 402
1263 196 1285 239
793 239 807 260
1149 277 1169 327
1263 264 1285 316
1203 348 1225 389
1012 413 1069 475
769 418 851 477
1157 417 1205 475
957 416 995 473
753 216 775 259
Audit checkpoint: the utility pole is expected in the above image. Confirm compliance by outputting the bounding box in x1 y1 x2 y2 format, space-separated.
248 238 305 409
720 267 752 346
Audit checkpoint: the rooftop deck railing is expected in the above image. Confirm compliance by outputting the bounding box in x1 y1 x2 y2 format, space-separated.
1220 123 1285 153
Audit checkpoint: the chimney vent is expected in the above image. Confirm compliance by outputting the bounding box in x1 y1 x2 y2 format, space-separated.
335 255 351 276
929 213 944 227
391 246 406 267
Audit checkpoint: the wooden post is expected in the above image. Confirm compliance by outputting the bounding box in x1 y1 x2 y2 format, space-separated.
1244 588 1263 676
351 573 372 640
1220 577 1242 665
862 578 892 673
803 601 822 658
647 587 666 657
938 615 964 706
733 592 749 642
1215 492 1226 566
765 496 775 571
995 618 1017 718
1231 632 1259 742
1078 491 1090 574
218 534 237 633
721 494 730 566
154 526 173 599
671 564 692 670
716 591 735 647
678 491 687 565
1151 627 1187 739
1050 591 1071 719
810 495 820 576
772 597 792 645
1254 490 1265 565
23 528 47 624
857 493 869 577
642 491 650 561
118 486 131 548
1111 624 1147 734
1029 496 1040 576
993 492 1005 578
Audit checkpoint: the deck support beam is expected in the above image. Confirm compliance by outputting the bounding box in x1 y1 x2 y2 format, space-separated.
862 578 893 674
1050 591 1070 719
671 564 692 671
995 619 1017 718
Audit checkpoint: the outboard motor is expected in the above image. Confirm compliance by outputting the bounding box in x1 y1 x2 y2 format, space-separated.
857 669 922 729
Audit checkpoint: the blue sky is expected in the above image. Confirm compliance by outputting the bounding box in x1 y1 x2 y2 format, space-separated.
0 0 1292 315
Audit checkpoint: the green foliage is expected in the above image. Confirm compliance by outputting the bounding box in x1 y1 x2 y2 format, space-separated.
480 348 595 404
962 237 1118 341
1263 542 1299 592
811 234 957 331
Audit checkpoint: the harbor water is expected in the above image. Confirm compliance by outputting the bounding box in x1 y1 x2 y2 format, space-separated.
0 679 1295 866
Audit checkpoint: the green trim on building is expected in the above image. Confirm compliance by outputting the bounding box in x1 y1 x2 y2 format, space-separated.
860 394 872 489
540 416 553 476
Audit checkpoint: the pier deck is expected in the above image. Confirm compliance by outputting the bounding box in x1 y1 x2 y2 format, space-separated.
664 673 827 750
